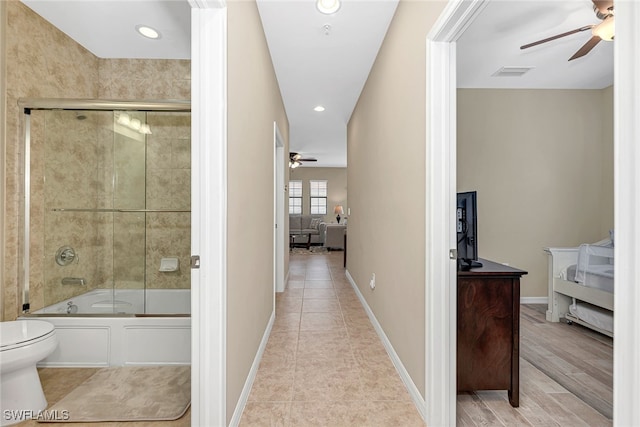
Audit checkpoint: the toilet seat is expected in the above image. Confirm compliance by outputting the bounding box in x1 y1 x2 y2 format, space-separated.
0 320 56 352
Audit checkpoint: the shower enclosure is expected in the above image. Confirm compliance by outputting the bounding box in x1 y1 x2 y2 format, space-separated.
19 99 191 316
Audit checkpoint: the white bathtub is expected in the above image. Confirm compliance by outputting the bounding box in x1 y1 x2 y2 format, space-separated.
19 289 190 367
31 288 190 315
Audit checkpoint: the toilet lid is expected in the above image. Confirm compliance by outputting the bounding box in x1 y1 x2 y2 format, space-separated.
0 320 55 349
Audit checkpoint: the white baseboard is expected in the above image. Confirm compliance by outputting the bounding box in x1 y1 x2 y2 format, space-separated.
344 270 426 421
228 310 275 426
521 297 548 305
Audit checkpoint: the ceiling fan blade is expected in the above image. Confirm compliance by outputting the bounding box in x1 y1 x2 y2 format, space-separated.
592 0 614 15
569 35 602 61
299 158 317 162
520 25 593 50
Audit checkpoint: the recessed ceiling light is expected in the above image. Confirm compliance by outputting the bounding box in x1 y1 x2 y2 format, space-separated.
136 25 161 40
314 105 326 112
316 0 341 15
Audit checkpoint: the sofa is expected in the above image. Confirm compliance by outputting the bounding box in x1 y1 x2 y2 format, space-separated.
289 215 326 247
323 224 347 250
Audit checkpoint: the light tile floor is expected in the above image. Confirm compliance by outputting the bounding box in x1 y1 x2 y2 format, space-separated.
239 250 425 426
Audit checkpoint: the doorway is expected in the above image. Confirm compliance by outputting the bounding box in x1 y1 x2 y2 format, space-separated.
274 122 286 294
425 0 640 425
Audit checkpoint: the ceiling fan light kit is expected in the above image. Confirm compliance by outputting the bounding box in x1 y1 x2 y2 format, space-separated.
520 0 614 61
289 152 318 169
592 16 614 41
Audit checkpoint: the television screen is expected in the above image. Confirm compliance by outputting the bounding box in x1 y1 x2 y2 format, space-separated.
457 191 482 271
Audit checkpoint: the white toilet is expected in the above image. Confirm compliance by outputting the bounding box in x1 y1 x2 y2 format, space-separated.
0 320 58 426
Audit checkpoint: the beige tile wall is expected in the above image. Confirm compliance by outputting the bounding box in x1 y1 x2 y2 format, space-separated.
3 1 191 319
4 1 98 319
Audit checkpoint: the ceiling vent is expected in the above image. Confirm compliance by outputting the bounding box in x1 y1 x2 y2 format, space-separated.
492 66 535 77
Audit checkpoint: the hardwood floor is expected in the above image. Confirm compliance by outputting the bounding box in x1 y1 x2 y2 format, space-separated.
520 304 613 419
457 304 613 426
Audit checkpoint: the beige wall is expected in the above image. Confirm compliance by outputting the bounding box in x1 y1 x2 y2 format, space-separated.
288 167 347 223
347 0 447 398
226 0 289 422
3 1 191 318
600 86 614 237
457 88 614 298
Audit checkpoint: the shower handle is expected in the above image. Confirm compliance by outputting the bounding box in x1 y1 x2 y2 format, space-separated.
55 246 76 266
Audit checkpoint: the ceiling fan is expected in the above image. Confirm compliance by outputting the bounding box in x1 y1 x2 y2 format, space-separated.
289 152 317 169
520 0 614 61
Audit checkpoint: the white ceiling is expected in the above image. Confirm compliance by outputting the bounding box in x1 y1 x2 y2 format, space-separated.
20 0 614 167
256 0 398 168
457 0 613 89
21 0 191 59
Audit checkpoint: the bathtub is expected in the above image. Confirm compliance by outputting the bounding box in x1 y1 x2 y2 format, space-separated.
19 289 190 367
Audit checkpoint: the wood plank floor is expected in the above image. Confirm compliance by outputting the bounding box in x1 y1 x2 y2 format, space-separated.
457 304 613 426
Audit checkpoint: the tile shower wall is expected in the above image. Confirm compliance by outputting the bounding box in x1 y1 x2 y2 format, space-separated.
4 1 98 319
144 113 191 290
3 1 190 319
37 111 115 306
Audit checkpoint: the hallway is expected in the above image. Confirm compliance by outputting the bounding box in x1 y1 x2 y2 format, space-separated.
239 250 425 426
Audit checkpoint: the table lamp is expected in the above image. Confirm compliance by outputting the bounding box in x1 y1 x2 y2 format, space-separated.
334 205 344 223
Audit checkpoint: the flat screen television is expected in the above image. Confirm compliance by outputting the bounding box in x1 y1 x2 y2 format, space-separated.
457 191 482 271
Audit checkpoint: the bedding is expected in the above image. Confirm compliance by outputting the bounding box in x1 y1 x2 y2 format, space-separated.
568 301 614 335
566 264 614 293
545 237 614 336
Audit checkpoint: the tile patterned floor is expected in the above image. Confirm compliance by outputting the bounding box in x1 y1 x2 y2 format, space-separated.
239 250 425 426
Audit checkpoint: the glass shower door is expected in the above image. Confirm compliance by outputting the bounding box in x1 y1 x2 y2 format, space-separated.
27 105 191 315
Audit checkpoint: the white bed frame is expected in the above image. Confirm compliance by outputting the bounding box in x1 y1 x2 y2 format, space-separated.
545 246 614 337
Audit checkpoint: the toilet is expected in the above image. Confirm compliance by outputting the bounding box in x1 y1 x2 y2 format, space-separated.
0 320 58 426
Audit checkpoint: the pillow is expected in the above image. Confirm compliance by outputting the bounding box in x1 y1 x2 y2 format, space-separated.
310 218 322 230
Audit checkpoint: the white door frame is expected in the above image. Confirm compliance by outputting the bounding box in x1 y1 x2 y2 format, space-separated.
425 0 640 425
425 2 488 425
189 1 227 426
612 2 640 424
274 122 286 294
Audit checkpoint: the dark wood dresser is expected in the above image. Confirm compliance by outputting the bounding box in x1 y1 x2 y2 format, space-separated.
457 258 527 407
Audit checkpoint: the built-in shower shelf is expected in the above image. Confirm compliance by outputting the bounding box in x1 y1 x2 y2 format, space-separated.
52 208 190 213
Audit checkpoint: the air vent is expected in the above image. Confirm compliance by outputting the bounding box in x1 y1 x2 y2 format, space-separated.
492 66 535 77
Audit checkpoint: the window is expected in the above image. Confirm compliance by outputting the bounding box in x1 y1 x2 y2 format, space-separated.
309 180 327 215
289 180 302 214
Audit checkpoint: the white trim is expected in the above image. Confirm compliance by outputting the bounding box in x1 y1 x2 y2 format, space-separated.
228 312 275 427
425 1 487 425
190 3 227 427
345 270 425 421
613 1 640 425
274 123 285 293
520 297 548 305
